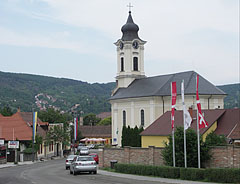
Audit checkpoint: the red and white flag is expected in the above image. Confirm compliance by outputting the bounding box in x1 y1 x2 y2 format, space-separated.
171 82 177 129
196 75 208 128
74 117 78 140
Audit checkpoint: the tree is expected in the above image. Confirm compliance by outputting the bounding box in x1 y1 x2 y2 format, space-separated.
162 126 211 168
0 106 13 116
96 117 111 126
121 125 144 147
38 108 72 124
45 123 70 149
83 113 101 126
205 132 227 146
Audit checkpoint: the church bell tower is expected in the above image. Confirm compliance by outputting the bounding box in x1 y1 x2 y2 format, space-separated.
114 10 146 88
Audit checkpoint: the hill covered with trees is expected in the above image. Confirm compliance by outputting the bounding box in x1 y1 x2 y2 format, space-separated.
0 71 239 114
0 71 115 114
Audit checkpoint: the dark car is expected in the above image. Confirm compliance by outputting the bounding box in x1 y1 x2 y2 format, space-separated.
89 153 99 164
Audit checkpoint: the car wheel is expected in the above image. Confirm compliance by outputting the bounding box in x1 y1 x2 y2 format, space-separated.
66 167 68 170
93 171 97 174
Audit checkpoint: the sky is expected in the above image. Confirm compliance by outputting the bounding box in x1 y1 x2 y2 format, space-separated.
0 0 239 85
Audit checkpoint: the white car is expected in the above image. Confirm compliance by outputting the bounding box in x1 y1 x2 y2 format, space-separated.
65 155 76 170
79 147 89 155
70 156 97 175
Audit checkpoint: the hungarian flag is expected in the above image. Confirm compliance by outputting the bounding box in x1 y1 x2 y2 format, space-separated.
74 117 78 140
196 75 208 128
171 82 177 129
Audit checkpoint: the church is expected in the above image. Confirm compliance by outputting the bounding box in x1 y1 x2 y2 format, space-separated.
109 11 226 147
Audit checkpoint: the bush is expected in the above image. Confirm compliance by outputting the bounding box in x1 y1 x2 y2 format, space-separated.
114 163 240 183
114 163 180 179
180 168 205 181
205 168 240 183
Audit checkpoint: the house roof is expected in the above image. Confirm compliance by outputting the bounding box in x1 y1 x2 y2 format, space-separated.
110 71 226 100
79 125 111 138
96 112 111 120
140 109 239 140
0 112 47 141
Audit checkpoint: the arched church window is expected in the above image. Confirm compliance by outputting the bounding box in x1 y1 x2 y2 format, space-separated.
133 57 138 71
121 57 124 72
140 109 144 126
123 110 126 126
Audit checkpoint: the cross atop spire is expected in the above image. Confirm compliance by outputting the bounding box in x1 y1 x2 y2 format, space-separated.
127 3 133 12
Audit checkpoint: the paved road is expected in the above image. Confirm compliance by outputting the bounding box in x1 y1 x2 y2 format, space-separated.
0 159 217 184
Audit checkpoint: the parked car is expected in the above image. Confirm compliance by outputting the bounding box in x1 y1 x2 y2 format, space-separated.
89 153 99 164
77 145 85 151
86 144 95 149
79 147 89 155
65 155 76 170
69 156 97 175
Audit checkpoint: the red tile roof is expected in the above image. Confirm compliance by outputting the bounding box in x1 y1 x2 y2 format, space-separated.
96 112 111 120
141 109 239 140
79 125 111 138
0 112 47 141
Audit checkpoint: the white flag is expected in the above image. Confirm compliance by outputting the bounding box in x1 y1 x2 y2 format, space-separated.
181 81 192 130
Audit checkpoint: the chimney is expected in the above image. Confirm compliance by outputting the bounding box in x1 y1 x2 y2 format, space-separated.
188 107 193 119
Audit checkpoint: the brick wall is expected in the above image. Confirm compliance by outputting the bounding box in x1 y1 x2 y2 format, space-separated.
99 145 240 168
205 145 240 168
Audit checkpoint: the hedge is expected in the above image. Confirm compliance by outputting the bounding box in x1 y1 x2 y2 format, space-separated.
114 163 240 183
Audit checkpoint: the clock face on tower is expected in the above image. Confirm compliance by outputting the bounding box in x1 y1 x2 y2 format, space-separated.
132 41 139 49
119 42 124 50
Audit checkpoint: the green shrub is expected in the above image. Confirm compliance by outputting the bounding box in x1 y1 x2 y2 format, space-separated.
205 168 240 183
180 168 205 181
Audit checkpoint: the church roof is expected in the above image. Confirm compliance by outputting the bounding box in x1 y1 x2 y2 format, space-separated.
121 11 142 41
110 71 226 100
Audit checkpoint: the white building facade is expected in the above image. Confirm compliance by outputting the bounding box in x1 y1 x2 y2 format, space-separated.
110 11 226 146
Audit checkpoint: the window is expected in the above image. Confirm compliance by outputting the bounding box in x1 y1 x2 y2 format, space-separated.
141 109 144 126
133 57 138 71
123 110 126 126
121 57 124 71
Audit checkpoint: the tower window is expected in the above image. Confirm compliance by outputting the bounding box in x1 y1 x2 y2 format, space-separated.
133 57 138 71
123 110 126 126
121 57 124 71
140 109 144 126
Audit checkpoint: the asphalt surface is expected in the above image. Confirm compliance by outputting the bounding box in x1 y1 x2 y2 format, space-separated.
0 159 218 184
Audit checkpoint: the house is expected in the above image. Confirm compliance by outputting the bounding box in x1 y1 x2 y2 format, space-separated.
109 10 226 147
0 111 62 161
96 112 111 120
140 108 240 148
79 125 112 145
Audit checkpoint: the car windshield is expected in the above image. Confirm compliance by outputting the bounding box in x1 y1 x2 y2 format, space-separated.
81 147 88 150
77 157 94 161
67 155 76 159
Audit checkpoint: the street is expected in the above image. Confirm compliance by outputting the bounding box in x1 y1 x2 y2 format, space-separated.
0 159 171 184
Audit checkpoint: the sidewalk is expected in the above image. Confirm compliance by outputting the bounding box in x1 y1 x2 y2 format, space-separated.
0 160 39 169
0 156 63 169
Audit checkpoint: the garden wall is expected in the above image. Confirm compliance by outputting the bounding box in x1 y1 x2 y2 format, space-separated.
98 145 240 168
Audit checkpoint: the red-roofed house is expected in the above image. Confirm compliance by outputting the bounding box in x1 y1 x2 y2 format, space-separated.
0 112 62 162
141 109 240 148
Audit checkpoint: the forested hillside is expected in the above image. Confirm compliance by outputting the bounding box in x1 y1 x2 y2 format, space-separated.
0 71 239 114
0 71 115 114
217 83 240 109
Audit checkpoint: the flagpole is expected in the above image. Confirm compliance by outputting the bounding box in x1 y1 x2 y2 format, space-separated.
196 76 201 168
182 80 187 168
197 108 201 168
171 82 176 167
